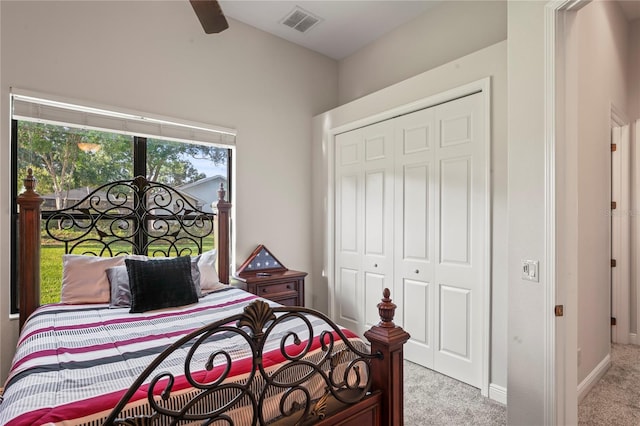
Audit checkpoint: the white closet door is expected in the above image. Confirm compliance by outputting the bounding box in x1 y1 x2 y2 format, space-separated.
333 91 487 388
335 121 394 335
432 92 485 387
393 107 436 366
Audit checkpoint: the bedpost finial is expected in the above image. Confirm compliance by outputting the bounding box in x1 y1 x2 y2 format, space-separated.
24 168 36 192
377 288 396 328
217 182 226 202
133 175 148 191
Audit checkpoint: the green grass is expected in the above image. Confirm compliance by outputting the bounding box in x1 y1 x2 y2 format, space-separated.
40 239 215 305
41 245 65 305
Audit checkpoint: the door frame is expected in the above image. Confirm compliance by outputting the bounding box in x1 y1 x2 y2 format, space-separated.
610 108 630 345
545 0 590 424
327 78 491 397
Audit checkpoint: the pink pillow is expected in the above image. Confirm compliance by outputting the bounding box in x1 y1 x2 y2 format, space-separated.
61 255 127 304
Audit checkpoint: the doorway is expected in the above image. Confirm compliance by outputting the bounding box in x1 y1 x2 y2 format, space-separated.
610 115 630 345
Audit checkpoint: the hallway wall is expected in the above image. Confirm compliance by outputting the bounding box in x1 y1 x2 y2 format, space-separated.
575 0 630 384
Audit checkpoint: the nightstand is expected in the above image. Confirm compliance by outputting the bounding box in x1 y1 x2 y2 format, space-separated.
234 270 306 307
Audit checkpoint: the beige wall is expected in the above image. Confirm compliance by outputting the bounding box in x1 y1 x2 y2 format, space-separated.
576 0 630 384
630 19 640 119
631 18 640 339
337 0 507 104
313 41 508 395
0 0 338 381
311 0 508 400
506 2 547 423
507 1 633 422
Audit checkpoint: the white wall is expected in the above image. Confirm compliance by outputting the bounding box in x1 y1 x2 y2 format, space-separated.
506 2 547 424
312 41 508 393
575 0 629 383
312 0 508 398
0 0 338 381
507 1 635 422
337 0 507 104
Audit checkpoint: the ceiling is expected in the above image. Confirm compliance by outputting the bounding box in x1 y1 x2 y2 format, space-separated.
619 0 640 21
218 0 640 61
218 1 442 60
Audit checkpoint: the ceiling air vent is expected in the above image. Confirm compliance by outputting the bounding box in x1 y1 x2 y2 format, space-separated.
281 6 322 33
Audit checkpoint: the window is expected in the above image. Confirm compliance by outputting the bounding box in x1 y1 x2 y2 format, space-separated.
10 93 235 313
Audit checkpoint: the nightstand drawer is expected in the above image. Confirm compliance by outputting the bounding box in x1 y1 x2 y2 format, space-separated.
237 270 307 307
258 281 297 296
273 296 299 307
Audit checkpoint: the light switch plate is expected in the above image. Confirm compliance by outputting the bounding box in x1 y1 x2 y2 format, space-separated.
522 259 539 282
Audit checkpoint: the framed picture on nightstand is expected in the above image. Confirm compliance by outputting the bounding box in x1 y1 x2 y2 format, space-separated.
235 245 287 276
234 245 307 307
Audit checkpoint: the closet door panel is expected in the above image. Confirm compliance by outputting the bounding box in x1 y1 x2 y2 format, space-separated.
335 130 364 333
394 107 436 366
439 284 471 358
403 163 430 261
339 268 359 323
403 278 432 362
334 121 394 336
362 122 394 330
439 157 471 265
364 170 386 255
433 92 485 388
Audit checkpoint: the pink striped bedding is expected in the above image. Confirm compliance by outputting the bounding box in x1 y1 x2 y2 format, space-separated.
0 287 365 426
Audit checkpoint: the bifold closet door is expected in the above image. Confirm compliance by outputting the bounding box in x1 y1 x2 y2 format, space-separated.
334 120 394 336
334 91 486 388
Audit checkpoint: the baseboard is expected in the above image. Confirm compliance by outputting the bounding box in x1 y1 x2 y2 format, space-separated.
630 333 637 345
577 353 611 403
489 383 507 405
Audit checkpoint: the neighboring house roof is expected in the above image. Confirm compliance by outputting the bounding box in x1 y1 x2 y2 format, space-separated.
176 175 227 213
41 187 103 202
176 175 227 191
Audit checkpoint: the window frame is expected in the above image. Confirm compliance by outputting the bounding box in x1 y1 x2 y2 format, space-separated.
10 119 233 314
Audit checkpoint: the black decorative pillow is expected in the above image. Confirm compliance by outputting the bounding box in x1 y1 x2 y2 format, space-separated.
125 256 198 313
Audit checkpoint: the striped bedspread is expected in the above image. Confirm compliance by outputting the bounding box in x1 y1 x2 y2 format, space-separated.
0 287 365 426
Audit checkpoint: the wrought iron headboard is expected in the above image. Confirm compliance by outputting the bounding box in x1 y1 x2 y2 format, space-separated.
17 169 232 329
44 176 217 257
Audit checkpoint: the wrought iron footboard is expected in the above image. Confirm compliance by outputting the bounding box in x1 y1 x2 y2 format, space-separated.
103 299 381 426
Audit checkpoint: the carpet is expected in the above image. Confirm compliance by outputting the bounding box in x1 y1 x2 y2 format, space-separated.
579 344 640 425
404 361 506 425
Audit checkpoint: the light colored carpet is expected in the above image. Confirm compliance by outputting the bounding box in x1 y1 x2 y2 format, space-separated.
404 361 506 425
579 344 640 425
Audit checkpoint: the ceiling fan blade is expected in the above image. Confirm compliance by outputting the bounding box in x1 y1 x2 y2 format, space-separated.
189 0 229 34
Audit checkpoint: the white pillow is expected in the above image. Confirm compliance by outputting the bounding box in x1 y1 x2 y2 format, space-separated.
198 249 226 291
61 254 127 304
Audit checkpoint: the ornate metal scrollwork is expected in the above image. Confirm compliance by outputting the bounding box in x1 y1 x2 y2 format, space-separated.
103 303 382 426
237 300 277 343
43 176 216 257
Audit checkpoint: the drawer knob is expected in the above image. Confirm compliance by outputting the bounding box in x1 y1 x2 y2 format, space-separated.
415 269 419 274
374 263 378 268
287 285 291 289
262 288 267 293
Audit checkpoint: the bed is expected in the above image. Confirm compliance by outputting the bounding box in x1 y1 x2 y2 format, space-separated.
3 170 409 425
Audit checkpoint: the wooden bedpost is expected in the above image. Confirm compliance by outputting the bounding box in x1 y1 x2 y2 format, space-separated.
16 169 43 330
364 288 410 426
216 182 231 284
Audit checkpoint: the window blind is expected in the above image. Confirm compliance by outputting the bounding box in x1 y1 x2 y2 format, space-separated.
11 92 236 146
